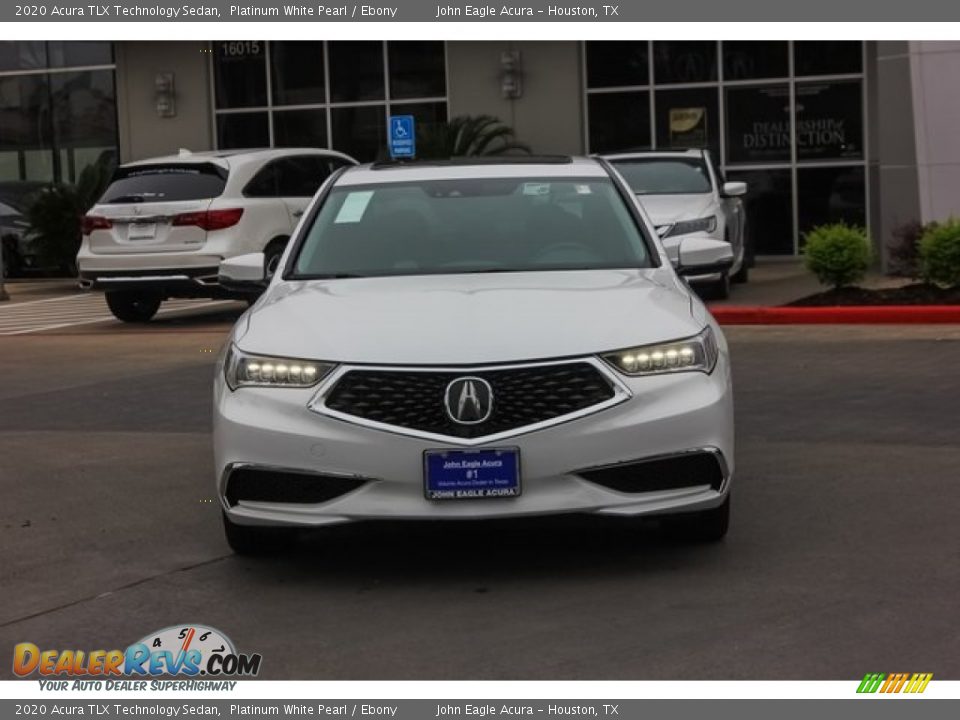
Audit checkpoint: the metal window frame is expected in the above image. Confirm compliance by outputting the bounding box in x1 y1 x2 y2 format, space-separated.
582 40 869 256
0 45 118 185
210 41 450 156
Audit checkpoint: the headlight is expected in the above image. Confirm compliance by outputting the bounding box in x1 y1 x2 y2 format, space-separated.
224 345 335 390
602 327 719 376
665 215 717 238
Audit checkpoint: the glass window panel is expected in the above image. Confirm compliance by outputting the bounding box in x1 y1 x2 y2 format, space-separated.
586 42 649 89
654 86 719 156
273 109 328 148
388 42 446 100
722 41 788 81
49 71 118 171
214 41 267 109
331 105 386 162
794 42 862 76
329 42 385 103
0 75 50 165
23 150 55 182
726 169 794 255
653 41 717 84
270 42 325 106
0 153 20 181
588 91 650 154
217 112 269 150
725 84 791 164
47 42 112 68
0 42 47 72
797 166 865 242
795 80 863 161
389 101 447 136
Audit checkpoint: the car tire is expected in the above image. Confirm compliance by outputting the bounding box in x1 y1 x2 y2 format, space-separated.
264 240 286 281
661 495 730 543
1 238 19 278
104 290 162 323
222 512 298 555
732 263 749 284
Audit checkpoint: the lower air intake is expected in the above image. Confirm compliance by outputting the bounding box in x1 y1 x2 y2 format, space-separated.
224 467 367 506
577 451 725 494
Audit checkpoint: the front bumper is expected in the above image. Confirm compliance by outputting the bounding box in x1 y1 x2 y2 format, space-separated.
213 354 734 527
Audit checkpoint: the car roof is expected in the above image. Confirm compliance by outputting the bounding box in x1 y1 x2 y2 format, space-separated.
120 147 357 171
602 149 706 161
336 156 609 186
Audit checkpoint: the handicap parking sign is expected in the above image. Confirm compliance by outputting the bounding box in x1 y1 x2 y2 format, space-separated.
389 115 415 159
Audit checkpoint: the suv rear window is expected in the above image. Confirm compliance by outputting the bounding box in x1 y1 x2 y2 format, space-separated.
612 158 713 195
100 163 228 204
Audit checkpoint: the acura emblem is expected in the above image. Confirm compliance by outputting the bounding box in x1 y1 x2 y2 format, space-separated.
444 377 493 425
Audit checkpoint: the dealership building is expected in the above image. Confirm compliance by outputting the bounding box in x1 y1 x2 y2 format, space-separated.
1 40 958 263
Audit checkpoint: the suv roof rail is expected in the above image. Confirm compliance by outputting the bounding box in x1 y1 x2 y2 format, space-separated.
370 155 574 169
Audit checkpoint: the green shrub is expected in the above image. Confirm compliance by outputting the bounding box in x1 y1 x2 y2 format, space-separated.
919 218 960 287
26 153 115 273
803 223 872 289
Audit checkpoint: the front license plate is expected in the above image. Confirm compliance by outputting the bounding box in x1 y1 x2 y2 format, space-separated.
127 222 157 240
424 448 521 500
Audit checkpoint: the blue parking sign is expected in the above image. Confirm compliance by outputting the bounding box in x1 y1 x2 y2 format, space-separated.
389 115 415 159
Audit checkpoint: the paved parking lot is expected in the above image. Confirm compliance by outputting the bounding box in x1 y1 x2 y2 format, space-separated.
1 311 959 679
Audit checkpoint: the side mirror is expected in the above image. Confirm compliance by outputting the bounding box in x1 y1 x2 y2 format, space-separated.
219 253 267 296
677 237 734 277
721 181 747 197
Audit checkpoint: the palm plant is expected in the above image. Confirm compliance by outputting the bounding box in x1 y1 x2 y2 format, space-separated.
416 115 531 159
27 152 115 273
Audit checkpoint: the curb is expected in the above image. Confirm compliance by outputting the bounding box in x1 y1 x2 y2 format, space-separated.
708 305 960 325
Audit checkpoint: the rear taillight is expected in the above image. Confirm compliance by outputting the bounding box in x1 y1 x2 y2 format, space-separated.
81 215 113 235
172 208 244 231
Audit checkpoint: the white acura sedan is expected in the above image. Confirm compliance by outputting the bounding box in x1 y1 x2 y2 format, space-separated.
213 156 735 554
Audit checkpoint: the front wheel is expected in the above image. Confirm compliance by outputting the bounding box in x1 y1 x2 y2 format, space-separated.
105 290 162 323
731 263 749 284
222 512 298 555
661 495 730 543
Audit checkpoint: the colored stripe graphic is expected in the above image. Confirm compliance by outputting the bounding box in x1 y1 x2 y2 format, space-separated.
857 673 885 693
857 672 932 693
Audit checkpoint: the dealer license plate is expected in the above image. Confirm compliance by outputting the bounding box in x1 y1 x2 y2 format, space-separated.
127 222 157 240
423 448 521 500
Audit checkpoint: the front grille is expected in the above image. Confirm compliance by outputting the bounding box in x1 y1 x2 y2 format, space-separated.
224 467 367 506
323 362 616 439
578 451 725 494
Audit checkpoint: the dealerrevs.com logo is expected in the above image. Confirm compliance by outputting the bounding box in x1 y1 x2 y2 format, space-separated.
13 625 262 680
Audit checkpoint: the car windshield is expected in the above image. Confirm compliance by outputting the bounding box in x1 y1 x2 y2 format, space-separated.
292 176 652 278
612 158 713 195
99 163 228 204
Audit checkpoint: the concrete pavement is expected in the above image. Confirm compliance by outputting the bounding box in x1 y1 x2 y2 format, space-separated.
1 315 959 679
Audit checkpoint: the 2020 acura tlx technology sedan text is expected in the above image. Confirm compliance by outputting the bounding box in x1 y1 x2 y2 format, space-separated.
213 156 735 554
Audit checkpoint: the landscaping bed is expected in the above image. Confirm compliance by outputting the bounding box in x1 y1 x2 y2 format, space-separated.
787 283 960 307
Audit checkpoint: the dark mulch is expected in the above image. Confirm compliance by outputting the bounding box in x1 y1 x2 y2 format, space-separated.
786 283 960 307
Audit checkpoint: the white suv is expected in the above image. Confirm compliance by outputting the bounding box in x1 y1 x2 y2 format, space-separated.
604 149 749 300
77 148 356 322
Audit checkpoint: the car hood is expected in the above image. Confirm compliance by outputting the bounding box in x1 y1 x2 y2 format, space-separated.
236 269 703 365
637 194 717 226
